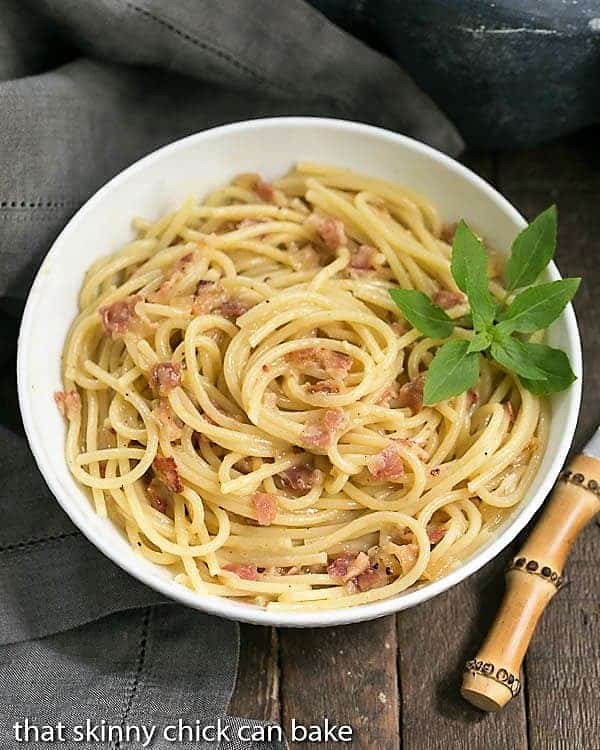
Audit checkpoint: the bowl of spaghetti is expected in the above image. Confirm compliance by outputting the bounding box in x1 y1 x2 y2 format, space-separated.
17 118 581 627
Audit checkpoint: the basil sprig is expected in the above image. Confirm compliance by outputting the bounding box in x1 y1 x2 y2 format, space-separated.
389 206 579 405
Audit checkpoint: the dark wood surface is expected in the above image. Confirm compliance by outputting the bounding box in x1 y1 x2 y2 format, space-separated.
229 131 600 749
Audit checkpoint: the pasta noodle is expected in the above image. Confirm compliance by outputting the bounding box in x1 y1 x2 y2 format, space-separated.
56 163 548 611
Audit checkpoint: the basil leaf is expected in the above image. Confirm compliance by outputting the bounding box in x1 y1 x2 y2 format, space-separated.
498 278 580 334
467 331 491 354
423 339 480 405
388 289 454 339
506 205 557 291
451 221 487 293
450 220 495 330
490 334 548 380
455 313 473 329
519 343 577 395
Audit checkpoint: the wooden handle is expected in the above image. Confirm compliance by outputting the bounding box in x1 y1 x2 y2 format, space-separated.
461 454 600 711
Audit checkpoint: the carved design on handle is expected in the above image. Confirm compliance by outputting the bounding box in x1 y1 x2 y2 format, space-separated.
560 469 600 497
464 659 521 697
461 454 600 712
506 556 565 589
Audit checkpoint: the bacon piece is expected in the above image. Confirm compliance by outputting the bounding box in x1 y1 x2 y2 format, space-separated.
150 362 181 396
467 388 479 408
331 552 389 592
427 526 446 545
279 464 322 495
328 552 371 584
345 551 370 580
251 492 278 526
54 390 81 420
223 563 258 581
153 455 183 493
433 289 465 309
356 567 388 592
220 299 253 320
154 399 184 441
327 554 353 581
191 281 226 315
306 213 347 250
397 376 425 413
234 173 282 204
396 543 419 574
302 408 349 451
367 442 405 482
255 177 275 203
305 380 340 394
99 295 141 337
377 383 400 408
285 347 352 381
146 478 171 514
440 222 457 244
349 244 378 271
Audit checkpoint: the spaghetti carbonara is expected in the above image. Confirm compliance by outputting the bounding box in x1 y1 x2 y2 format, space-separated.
56 163 547 611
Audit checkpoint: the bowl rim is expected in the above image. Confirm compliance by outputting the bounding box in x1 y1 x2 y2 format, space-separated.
17 116 582 628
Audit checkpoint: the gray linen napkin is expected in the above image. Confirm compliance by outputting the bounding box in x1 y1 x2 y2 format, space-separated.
0 0 461 746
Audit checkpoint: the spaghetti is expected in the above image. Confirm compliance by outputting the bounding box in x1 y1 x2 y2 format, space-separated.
56 163 547 611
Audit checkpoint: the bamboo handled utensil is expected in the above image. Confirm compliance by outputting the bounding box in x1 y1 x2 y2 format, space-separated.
461 428 600 712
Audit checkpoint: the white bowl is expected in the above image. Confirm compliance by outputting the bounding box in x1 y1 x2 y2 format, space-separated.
17 118 582 628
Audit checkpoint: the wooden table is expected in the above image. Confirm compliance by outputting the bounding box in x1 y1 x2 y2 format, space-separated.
230 131 600 749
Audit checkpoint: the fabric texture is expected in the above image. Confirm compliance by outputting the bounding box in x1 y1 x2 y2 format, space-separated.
0 0 461 747
310 0 600 149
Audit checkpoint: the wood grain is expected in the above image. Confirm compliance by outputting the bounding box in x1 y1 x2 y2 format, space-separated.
398 550 528 750
279 618 399 750
497 129 600 750
229 625 280 723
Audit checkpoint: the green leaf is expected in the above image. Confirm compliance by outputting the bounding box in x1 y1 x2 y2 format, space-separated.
388 288 454 339
490 334 548 380
423 339 480 405
455 313 473 329
506 205 557 291
450 220 495 330
467 331 492 354
497 278 580 334
451 221 487 293
519 343 577 395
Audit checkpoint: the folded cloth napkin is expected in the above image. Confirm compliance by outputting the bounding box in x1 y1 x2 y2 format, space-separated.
0 0 461 746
